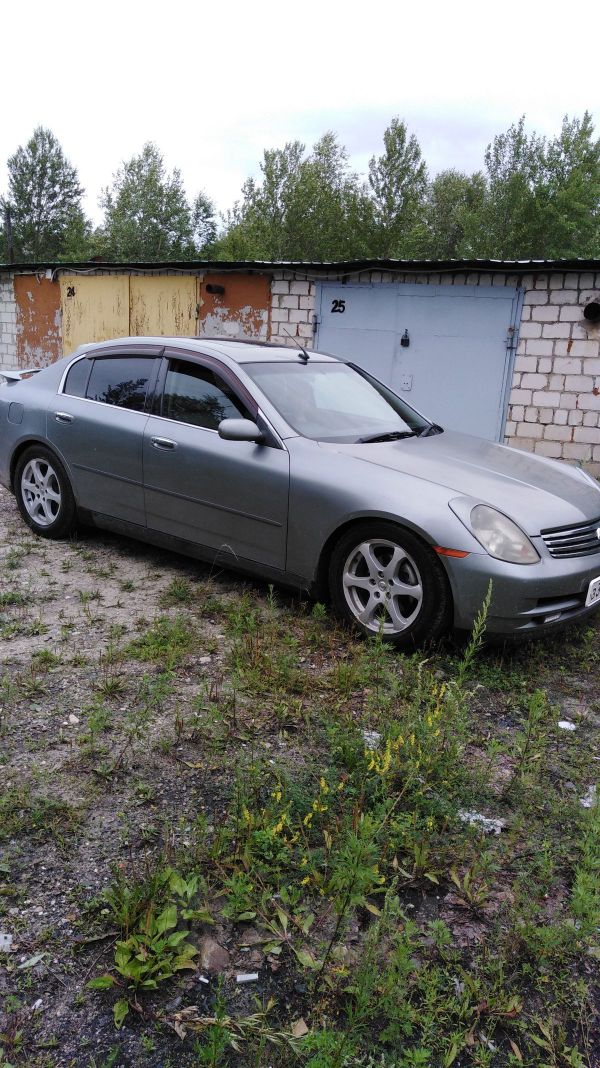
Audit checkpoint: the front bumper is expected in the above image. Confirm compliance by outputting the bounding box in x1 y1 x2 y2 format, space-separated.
443 541 600 636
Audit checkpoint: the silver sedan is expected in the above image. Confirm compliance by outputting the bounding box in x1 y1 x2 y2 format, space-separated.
1 337 600 646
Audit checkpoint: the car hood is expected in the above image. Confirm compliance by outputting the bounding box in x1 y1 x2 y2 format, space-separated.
320 430 600 535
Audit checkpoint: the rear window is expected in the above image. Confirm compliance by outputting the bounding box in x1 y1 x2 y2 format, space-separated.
84 356 155 412
63 357 92 398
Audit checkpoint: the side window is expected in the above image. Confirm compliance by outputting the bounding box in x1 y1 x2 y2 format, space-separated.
63 357 92 398
162 360 249 430
85 356 155 412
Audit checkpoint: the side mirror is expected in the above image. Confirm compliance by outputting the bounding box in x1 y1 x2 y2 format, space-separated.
218 418 264 443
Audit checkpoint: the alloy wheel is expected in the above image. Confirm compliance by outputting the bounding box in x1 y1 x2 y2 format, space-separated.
342 538 424 634
20 458 62 528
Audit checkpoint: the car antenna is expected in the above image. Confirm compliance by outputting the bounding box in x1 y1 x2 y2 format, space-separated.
281 326 310 363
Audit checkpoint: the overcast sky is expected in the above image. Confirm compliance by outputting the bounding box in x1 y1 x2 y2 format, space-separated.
2 0 598 225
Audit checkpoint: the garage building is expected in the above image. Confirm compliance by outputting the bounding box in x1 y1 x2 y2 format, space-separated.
1 257 599 475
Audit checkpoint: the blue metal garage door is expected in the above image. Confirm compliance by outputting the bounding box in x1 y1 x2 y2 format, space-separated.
315 283 522 440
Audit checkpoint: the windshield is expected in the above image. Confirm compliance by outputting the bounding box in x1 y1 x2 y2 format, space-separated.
244 361 432 443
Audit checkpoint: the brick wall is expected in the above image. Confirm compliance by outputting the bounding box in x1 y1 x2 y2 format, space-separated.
270 276 316 342
505 271 600 476
0 273 17 370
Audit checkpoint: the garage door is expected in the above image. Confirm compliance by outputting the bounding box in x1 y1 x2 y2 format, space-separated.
130 276 197 336
60 275 129 355
315 283 522 441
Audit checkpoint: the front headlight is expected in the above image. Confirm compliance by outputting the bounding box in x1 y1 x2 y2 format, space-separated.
470 505 539 564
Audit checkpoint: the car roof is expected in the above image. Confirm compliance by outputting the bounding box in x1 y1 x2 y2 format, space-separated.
78 336 339 365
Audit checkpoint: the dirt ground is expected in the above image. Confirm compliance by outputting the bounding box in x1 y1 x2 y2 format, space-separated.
0 481 599 1068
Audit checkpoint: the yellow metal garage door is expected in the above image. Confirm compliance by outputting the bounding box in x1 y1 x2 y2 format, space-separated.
129 276 197 337
60 275 130 355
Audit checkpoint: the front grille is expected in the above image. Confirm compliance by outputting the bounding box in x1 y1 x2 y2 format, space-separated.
541 517 600 559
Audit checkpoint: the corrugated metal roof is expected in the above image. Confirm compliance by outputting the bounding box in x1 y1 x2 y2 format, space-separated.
1 257 599 274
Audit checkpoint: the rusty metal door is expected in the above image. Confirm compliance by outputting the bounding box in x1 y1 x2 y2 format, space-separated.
60 275 130 355
15 275 62 367
129 276 197 337
198 273 270 339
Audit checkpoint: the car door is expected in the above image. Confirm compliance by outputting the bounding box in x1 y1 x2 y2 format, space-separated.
142 351 290 570
47 345 162 526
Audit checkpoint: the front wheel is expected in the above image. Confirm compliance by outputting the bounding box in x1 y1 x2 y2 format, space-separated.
329 521 452 647
14 446 77 539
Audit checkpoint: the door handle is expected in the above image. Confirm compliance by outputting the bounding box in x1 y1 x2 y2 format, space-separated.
54 411 73 423
151 436 177 450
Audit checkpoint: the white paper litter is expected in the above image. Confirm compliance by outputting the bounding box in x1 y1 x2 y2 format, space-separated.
558 720 577 731
0 932 13 952
580 785 597 809
458 810 506 835
362 730 381 749
236 972 259 983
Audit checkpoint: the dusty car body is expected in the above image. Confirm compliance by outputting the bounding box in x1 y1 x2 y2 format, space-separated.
1 336 599 645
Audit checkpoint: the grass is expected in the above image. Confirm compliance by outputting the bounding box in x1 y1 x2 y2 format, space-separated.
0 784 81 843
0 507 598 1067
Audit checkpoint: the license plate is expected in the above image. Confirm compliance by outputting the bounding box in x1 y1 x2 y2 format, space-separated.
586 576 600 608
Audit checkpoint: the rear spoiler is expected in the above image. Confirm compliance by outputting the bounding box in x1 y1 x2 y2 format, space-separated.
0 368 42 383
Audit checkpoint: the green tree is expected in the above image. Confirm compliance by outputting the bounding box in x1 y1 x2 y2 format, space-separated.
423 169 486 258
368 118 427 256
1 126 89 261
288 132 374 260
476 116 545 257
214 133 374 260
476 113 600 258
191 190 218 254
538 112 600 257
214 141 305 259
99 143 215 260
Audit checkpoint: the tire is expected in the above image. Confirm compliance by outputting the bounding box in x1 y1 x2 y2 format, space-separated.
328 521 452 648
14 446 77 539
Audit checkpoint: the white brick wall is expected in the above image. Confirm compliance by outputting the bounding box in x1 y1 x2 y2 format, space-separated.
0 274 17 369
269 274 317 342
505 271 600 476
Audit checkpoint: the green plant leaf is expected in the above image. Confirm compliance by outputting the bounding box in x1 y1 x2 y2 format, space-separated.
167 931 191 948
275 906 289 932
444 1042 460 1066
155 905 177 934
263 941 283 954
295 947 319 969
168 872 187 897
115 943 133 971
182 907 213 924
173 954 198 971
87 974 116 990
113 998 129 1028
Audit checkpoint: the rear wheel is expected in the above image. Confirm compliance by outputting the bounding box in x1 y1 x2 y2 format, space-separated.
329 521 451 647
14 446 76 539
